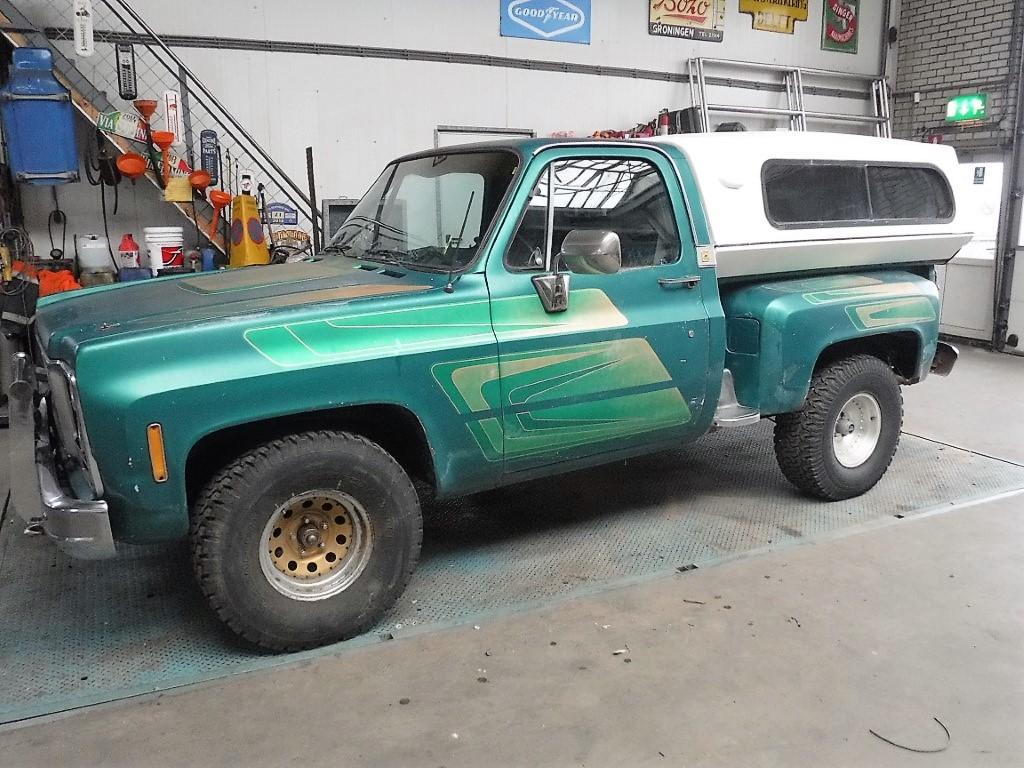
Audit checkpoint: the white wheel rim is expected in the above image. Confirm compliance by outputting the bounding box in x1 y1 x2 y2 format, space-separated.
258 490 373 602
832 393 882 469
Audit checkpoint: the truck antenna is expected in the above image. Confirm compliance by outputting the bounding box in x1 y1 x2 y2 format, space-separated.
444 191 476 294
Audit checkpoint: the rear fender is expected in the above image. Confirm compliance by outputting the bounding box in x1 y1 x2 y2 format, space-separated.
721 271 940 415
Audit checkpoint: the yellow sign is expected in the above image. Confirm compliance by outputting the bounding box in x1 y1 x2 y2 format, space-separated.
738 0 808 34
648 0 726 43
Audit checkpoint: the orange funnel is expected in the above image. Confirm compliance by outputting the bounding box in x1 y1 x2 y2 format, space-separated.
208 189 233 239
116 152 148 183
151 130 175 184
189 170 212 198
133 99 158 122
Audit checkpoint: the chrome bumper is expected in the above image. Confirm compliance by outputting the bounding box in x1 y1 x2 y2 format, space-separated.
8 352 116 559
930 342 959 377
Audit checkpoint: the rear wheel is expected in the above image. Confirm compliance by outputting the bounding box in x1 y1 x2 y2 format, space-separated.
191 430 422 651
773 355 902 501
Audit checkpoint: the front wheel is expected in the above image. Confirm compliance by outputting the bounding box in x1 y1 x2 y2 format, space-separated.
773 355 903 501
191 430 422 651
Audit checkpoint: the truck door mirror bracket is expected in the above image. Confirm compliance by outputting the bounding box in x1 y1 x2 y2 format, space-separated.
532 273 571 313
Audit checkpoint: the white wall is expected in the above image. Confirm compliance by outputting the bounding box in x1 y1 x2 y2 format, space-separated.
18 0 889 207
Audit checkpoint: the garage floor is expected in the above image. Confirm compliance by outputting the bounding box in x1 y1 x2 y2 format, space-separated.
0 345 1022 767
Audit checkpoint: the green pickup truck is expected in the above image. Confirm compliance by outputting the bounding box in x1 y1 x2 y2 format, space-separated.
9 133 968 650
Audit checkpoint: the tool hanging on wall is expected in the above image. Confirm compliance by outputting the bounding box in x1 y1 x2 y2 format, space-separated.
82 128 122 272
131 99 166 190
115 152 147 183
47 187 66 259
163 90 186 149
72 0 95 57
199 130 219 186
188 169 212 249
151 130 175 185
115 44 138 101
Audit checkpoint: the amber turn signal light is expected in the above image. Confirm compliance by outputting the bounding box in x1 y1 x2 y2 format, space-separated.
147 423 168 483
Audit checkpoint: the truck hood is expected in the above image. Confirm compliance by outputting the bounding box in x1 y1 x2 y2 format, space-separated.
35 259 436 362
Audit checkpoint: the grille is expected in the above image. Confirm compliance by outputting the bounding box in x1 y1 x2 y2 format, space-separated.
39 356 103 497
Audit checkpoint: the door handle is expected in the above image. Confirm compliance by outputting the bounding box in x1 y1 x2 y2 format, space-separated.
658 275 701 289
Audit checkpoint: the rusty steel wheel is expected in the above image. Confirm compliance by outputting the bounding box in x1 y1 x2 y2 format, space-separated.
258 490 373 601
192 430 422 650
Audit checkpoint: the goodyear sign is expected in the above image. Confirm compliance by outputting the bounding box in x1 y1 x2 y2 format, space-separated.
500 0 591 44
739 0 808 34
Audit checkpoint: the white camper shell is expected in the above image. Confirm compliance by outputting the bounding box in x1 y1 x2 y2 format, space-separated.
652 132 973 280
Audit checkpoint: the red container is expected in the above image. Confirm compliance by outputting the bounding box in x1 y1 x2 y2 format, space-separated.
160 245 184 269
118 233 140 268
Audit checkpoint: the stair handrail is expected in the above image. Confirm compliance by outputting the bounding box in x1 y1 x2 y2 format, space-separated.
99 0 320 225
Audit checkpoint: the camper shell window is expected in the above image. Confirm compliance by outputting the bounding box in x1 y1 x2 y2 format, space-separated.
762 160 955 229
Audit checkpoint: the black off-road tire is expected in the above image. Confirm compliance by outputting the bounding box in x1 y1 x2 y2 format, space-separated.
774 355 903 501
191 430 422 651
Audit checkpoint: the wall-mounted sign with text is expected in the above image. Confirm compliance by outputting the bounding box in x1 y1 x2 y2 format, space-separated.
648 0 726 43
738 0 807 34
500 0 591 44
821 0 858 54
266 202 299 226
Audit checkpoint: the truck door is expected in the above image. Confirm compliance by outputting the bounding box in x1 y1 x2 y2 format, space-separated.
486 147 710 474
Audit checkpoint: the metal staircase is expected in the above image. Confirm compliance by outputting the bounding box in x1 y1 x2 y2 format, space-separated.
0 0 321 252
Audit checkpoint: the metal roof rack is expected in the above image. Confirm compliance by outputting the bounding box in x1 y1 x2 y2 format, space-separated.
687 57 892 138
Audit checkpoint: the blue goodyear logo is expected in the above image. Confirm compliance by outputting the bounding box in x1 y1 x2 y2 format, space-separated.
500 0 591 44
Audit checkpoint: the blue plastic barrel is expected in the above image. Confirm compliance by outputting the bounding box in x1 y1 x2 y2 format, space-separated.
0 48 79 185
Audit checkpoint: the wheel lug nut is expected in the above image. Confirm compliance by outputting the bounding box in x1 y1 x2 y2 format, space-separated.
302 517 310 525
299 548 306 556
320 522 329 530
319 542 326 548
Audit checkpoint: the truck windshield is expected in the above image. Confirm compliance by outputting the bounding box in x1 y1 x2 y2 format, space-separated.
324 151 519 273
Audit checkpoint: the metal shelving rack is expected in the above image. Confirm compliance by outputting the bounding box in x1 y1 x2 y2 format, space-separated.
687 57 892 137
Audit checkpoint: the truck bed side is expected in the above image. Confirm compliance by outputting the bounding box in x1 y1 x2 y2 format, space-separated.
719 270 942 416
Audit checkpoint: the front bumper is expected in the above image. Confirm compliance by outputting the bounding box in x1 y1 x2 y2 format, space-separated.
7 352 116 559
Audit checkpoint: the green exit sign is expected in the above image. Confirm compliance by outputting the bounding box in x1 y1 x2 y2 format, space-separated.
946 93 988 122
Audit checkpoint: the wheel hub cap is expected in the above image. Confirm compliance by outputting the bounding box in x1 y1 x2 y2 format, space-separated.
259 491 372 601
832 393 882 469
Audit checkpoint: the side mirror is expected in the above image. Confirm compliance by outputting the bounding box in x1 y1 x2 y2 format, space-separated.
559 230 621 275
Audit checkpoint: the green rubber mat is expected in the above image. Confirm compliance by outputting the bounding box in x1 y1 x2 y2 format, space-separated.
2 423 1023 724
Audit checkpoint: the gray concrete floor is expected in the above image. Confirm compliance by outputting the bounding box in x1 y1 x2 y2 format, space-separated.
903 344 1024 466
2 346 1023 767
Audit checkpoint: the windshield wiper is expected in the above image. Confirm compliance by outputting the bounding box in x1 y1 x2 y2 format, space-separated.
346 215 409 238
361 247 411 265
320 242 352 254
361 247 455 274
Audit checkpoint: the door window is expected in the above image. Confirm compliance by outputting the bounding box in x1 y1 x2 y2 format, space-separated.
506 157 681 272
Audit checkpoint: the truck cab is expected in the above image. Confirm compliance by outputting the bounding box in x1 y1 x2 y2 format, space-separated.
9 133 968 650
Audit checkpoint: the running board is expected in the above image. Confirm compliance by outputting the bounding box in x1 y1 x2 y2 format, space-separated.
714 369 761 428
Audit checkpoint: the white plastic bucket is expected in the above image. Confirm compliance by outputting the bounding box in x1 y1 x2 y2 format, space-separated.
143 226 184 274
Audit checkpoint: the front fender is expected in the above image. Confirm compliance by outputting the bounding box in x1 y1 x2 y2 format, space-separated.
72 276 503 543
722 271 940 415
